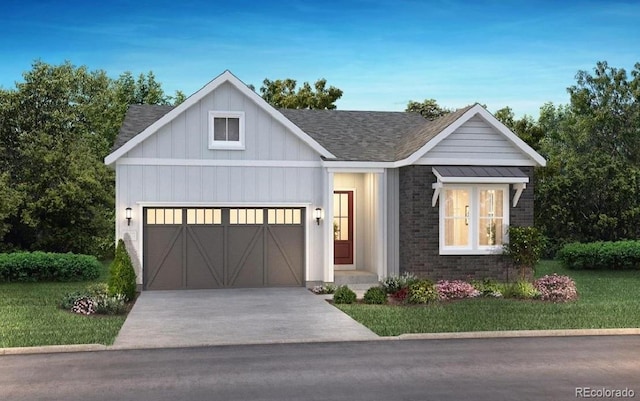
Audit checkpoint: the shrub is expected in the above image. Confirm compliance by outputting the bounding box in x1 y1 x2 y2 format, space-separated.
380 272 418 294
407 279 438 304
436 280 481 301
60 290 91 310
333 285 357 304
503 280 540 300
471 279 504 298
534 274 578 302
391 287 409 302
557 240 640 270
363 286 388 304
0 251 101 282
502 226 546 279
94 293 128 315
108 239 137 301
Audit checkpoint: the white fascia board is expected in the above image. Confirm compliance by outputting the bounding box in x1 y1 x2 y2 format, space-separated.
322 161 393 169
115 158 322 168
105 70 335 166
326 167 385 174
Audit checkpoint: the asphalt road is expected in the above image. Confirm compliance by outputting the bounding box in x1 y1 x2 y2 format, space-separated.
1 336 639 401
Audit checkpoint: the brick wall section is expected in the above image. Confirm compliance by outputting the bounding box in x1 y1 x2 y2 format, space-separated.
398 165 534 281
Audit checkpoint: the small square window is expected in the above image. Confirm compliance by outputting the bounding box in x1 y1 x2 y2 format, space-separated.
209 111 245 150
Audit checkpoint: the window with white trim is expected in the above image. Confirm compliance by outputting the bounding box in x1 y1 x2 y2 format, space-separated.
208 111 245 149
440 185 508 254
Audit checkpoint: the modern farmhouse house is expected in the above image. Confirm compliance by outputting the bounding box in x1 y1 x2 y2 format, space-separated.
104 70 545 290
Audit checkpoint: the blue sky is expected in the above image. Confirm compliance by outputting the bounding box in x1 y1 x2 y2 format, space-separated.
1 0 638 117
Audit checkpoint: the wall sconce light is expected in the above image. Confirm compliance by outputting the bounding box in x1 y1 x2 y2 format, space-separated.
314 207 323 225
125 207 132 226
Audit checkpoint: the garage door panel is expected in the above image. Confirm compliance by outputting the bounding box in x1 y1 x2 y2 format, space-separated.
186 227 224 289
227 226 264 287
144 226 184 290
266 226 304 286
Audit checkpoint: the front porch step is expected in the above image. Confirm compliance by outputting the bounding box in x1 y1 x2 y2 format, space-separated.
334 270 379 286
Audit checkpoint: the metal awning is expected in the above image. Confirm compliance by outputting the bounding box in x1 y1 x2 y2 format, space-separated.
431 166 529 207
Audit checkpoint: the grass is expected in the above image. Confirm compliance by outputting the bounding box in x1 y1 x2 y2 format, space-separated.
0 260 127 348
335 260 640 336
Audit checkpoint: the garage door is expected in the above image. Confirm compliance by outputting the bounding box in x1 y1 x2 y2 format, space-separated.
143 207 305 290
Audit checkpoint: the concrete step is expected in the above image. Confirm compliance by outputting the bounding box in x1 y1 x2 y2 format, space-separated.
334 270 379 286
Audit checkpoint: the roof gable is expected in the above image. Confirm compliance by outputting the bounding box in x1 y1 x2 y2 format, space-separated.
398 104 546 167
104 70 335 165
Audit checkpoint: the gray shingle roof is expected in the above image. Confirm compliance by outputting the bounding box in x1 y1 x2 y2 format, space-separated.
278 109 428 162
112 104 175 152
111 104 478 162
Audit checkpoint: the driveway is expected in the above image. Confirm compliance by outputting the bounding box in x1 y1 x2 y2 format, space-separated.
113 288 378 349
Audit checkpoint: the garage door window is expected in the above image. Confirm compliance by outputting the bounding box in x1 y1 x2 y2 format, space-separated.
146 208 183 225
187 208 222 225
229 208 264 225
268 208 302 225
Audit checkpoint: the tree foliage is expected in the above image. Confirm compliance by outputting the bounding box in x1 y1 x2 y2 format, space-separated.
405 98 451 120
259 78 343 109
0 61 179 256
494 106 545 151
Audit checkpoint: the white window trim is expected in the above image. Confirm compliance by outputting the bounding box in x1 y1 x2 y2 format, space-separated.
439 184 509 255
208 111 245 150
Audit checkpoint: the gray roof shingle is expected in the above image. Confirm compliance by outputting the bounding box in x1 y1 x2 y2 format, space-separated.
112 104 175 152
111 104 478 162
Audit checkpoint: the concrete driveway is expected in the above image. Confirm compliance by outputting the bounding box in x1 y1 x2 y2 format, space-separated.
113 288 378 349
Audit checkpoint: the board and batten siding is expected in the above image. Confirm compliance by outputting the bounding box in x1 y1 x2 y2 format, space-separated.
115 81 327 285
420 115 531 164
122 82 319 162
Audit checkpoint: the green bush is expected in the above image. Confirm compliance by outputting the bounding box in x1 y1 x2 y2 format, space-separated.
502 226 546 279
108 239 137 301
557 240 640 270
380 272 419 294
471 279 504 297
407 279 438 304
0 251 101 282
333 285 357 304
363 286 388 304
503 280 540 300
94 293 128 315
60 290 91 310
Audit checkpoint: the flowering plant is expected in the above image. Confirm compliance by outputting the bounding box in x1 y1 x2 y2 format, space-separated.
534 274 578 302
436 280 481 300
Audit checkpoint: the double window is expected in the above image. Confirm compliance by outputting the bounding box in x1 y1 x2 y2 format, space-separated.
440 185 508 254
208 111 245 149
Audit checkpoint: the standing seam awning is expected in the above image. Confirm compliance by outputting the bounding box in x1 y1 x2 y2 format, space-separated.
431 166 529 207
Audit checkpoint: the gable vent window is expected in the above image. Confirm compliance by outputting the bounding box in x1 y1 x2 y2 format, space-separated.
208 111 245 150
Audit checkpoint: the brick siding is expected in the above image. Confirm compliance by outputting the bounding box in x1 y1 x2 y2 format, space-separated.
398 165 534 281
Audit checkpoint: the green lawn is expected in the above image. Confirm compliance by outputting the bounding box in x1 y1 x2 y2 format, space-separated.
0 261 127 348
335 260 640 336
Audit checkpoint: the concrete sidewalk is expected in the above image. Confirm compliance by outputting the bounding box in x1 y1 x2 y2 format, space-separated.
112 288 379 349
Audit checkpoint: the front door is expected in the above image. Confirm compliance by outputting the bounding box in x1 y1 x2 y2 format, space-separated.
333 191 354 265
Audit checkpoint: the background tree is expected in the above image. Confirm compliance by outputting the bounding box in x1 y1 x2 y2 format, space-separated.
259 78 343 109
405 98 451 120
494 106 545 151
0 61 180 257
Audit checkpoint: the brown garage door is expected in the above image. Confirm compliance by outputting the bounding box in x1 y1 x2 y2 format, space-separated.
143 207 305 290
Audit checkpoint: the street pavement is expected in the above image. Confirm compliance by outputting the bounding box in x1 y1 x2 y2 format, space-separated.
1 336 639 401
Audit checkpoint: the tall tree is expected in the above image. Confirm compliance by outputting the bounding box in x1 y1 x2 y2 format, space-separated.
493 106 545 151
405 98 451 120
259 78 343 109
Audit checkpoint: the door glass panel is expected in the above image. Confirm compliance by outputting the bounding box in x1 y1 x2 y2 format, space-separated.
156 209 165 224
255 209 264 224
164 209 174 224
187 209 196 224
293 209 301 224
333 192 350 241
147 209 156 225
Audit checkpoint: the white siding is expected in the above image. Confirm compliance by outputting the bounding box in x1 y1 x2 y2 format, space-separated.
422 115 531 163
123 82 320 162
